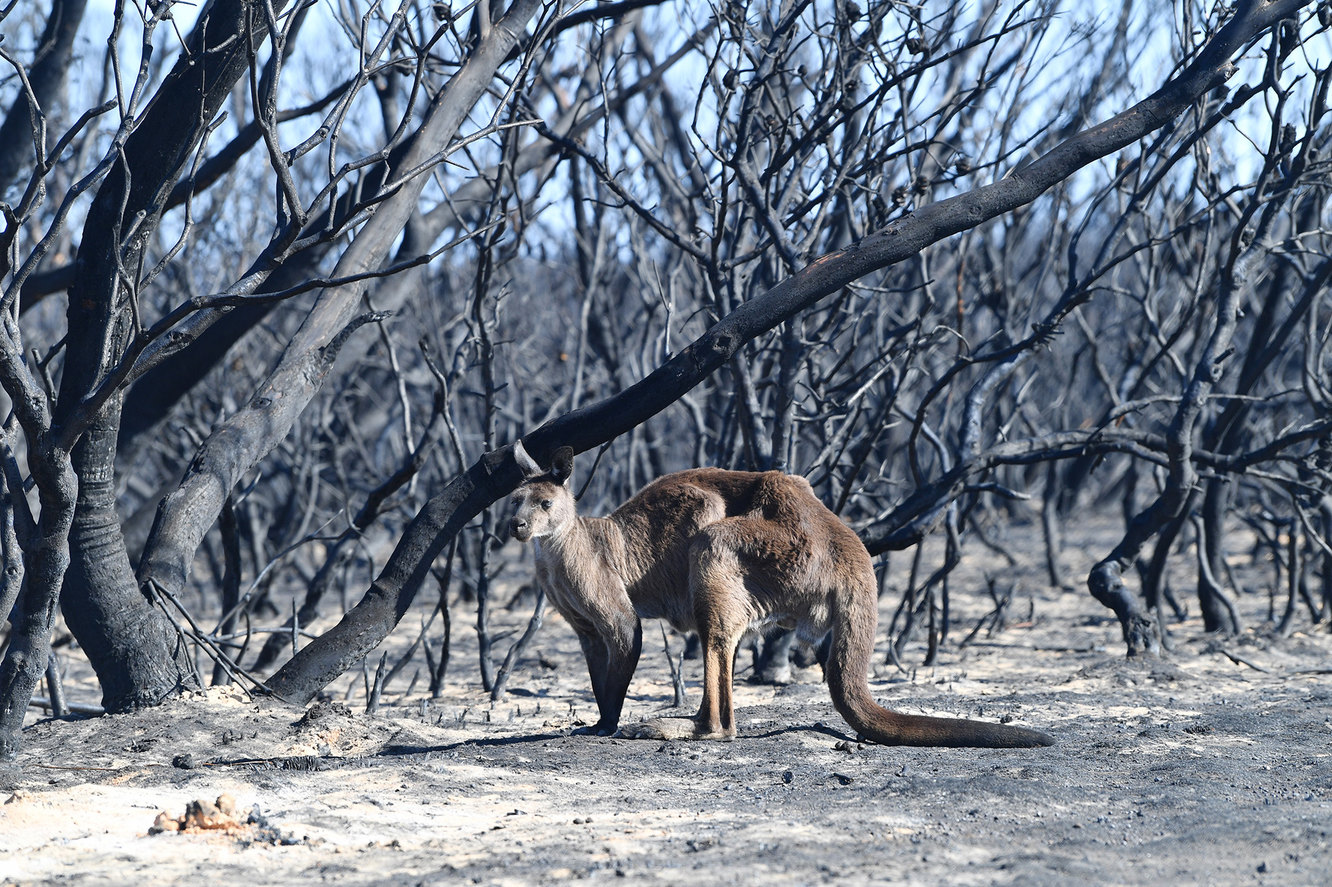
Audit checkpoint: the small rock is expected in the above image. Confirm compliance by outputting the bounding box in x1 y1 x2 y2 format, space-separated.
149 811 181 835
183 798 232 830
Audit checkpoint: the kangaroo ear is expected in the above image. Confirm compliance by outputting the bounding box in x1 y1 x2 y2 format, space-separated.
513 439 543 479
549 446 575 485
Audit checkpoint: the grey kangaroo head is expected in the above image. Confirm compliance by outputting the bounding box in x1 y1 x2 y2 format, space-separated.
509 442 576 543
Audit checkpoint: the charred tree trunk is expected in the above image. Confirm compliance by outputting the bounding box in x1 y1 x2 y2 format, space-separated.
50 0 288 707
59 405 193 710
1196 480 1242 634
0 0 88 189
0 451 75 761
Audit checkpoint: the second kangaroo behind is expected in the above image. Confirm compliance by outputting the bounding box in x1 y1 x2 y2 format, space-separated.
508 444 1053 749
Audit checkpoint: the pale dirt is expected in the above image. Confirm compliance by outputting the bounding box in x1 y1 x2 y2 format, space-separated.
2 519 1331 886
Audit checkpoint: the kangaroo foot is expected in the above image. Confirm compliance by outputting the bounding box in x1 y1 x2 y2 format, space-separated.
748 661 792 685
571 722 618 737
620 717 734 741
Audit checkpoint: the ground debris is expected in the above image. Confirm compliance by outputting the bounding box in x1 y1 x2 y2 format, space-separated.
294 700 354 729
148 793 305 845
150 793 242 834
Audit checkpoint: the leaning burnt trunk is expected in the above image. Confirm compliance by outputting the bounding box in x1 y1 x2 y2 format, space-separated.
267 448 520 703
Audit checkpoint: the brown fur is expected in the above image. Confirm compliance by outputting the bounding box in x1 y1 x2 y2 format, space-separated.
509 445 1053 748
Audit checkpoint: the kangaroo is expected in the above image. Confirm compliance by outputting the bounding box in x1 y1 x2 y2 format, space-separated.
508 443 1054 748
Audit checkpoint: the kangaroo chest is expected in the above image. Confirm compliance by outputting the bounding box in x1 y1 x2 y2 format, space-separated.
535 538 699 634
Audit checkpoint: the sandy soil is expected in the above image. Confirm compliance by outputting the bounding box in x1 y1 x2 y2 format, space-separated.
3 519 1331 886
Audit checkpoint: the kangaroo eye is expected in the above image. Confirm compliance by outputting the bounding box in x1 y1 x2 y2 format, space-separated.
540 499 553 510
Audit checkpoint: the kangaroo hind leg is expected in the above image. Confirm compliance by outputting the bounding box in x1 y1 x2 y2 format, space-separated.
623 527 750 741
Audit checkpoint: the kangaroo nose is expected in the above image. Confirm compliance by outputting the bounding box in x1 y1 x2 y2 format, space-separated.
510 517 528 537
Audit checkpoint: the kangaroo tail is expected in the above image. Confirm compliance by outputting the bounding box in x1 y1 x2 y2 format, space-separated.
826 584 1054 749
